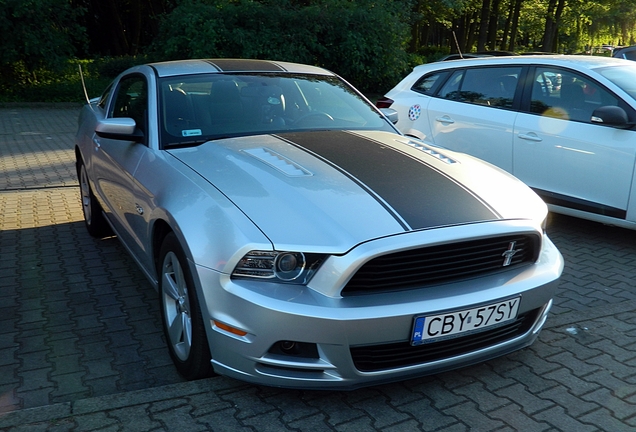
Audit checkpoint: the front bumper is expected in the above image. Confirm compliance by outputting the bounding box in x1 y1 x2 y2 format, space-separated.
194 234 563 390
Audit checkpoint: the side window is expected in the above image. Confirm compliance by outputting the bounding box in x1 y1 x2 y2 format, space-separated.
530 67 619 123
459 67 521 108
412 71 449 95
97 83 112 110
437 67 521 108
438 70 464 100
111 75 148 134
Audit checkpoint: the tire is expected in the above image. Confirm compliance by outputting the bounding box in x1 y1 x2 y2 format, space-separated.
78 160 111 237
158 232 213 380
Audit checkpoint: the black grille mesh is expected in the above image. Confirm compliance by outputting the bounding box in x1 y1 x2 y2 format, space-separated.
350 309 539 372
342 234 540 296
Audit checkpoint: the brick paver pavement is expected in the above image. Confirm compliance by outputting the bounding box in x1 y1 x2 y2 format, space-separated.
1 105 635 431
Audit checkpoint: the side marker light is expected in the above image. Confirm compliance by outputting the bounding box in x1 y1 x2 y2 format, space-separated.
214 321 248 336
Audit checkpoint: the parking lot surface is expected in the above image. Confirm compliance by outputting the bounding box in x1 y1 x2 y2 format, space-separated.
1 105 635 431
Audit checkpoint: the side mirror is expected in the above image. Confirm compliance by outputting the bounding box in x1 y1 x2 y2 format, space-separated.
95 118 144 142
380 108 399 124
590 106 631 128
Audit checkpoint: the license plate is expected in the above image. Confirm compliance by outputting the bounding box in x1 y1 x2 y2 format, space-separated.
411 297 520 345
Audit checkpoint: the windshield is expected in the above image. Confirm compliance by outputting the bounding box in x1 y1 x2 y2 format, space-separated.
597 64 636 102
158 73 395 147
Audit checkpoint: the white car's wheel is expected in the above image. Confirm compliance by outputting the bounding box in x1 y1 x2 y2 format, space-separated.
78 161 110 237
159 232 213 380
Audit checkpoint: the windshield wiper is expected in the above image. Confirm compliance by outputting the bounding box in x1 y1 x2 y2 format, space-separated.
164 134 246 149
163 140 209 149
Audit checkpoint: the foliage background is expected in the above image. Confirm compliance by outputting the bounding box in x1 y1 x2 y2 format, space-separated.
1 0 635 102
148 0 411 93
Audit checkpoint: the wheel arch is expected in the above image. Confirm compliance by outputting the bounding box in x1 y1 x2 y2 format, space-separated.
152 219 175 281
74 146 84 174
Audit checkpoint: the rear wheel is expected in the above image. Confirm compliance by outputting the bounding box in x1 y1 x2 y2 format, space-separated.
159 232 213 380
78 161 110 237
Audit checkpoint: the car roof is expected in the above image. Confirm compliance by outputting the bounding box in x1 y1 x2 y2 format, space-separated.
413 54 631 73
148 59 334 78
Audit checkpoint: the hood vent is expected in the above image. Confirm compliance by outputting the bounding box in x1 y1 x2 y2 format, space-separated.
398 139 457 164
243 147 313 177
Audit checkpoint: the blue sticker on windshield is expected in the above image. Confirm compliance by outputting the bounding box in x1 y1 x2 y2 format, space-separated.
408 105 421 121
182 129 202 137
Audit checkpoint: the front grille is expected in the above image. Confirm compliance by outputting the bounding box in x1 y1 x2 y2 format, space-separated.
350 309 539 372
342 234 540 296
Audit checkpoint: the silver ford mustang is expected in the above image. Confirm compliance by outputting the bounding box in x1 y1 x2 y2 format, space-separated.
75 59 563 389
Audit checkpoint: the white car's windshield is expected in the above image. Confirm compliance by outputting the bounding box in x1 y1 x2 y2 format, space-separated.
159 73 394 147
597 65 636 102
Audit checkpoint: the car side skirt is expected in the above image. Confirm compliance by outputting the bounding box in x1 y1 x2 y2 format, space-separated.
534 188 626 219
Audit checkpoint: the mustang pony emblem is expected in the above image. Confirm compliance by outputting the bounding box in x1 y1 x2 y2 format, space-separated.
502 241 520 266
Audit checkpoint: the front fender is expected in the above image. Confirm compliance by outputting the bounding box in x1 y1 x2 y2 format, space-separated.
138 151 272 279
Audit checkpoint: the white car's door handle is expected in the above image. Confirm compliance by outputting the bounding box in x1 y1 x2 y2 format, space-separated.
92 136 101 150
517 132 543 142
435 116 455 124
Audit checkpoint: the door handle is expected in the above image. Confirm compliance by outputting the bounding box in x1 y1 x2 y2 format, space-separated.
517 132 543 142
92 136 101 151
435 116 455 124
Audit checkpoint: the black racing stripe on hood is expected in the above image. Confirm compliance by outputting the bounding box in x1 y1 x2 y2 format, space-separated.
278 131 499 230
205 59 285 72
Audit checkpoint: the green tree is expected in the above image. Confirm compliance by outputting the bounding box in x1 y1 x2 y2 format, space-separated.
150 0 412 93
0 0 85 73
500 0 524 50
73 0 176 56
541 0 566 51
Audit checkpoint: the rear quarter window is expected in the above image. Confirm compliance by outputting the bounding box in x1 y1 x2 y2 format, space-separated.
411 71 449 95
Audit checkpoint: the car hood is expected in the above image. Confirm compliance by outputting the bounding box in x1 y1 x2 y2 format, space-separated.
168 130 546 253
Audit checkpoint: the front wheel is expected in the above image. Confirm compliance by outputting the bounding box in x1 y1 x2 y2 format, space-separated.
158 232 213 380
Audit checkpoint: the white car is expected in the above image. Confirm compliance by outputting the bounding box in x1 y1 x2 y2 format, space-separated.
380 55 636 229
75 59 562 389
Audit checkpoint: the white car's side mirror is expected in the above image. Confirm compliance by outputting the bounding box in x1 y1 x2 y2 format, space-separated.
591 106 631 129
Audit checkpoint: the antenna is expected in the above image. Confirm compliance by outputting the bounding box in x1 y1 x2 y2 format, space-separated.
79 64 91 105
452 31 464 59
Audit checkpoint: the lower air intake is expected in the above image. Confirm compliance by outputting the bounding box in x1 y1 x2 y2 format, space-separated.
350 308 539 372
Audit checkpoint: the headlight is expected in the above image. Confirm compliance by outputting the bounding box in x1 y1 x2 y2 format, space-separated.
232 250 325 284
